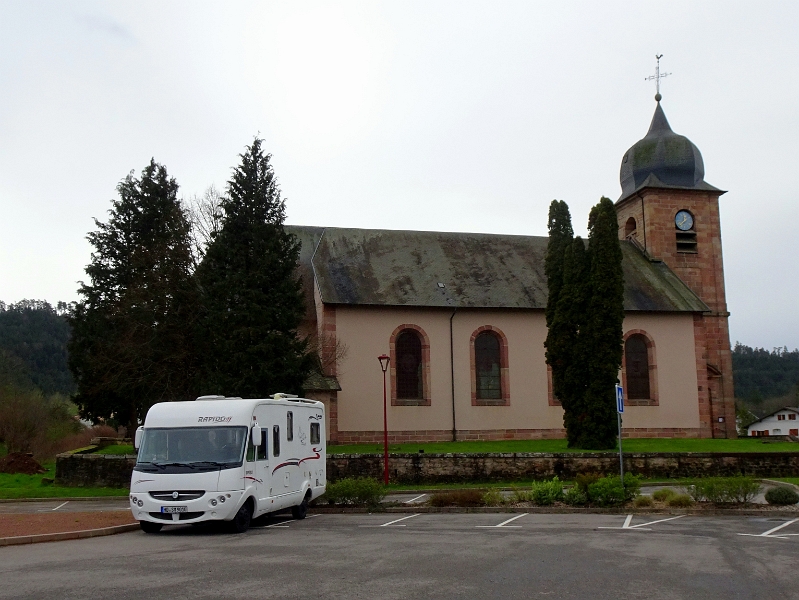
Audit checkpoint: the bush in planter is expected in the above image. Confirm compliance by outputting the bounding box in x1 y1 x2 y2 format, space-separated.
321 477 385 507
689 476 761 504
429 489 485 507
667 494 693 508
482 489 506 507
587 475 641 507
529 477 564 506
633 495 653 508
563 486 587 506
652 488 677 502
765 486 799 505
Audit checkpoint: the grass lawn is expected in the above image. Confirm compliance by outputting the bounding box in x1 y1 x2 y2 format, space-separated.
90 444 135 455
0 463 128 499
328 438 799 455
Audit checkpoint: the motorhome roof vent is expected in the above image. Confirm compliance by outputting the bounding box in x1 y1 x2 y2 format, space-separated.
196 395 226 401
270 393 299 400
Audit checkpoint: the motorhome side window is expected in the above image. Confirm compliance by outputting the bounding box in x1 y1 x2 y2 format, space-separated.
310 422 320 444
257 429 267 461
273 425 280 457
246 436 255 462
287 412 294 441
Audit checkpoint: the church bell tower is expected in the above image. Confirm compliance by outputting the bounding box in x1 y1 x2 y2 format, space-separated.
614 89 737 438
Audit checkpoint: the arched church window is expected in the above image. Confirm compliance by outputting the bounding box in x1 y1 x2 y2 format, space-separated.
396 330 423 400
624 217 637 238
625 334 651 400
475 331 502 400
470 326 510 406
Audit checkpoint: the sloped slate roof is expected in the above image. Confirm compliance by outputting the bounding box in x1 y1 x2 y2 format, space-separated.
287 226 709 313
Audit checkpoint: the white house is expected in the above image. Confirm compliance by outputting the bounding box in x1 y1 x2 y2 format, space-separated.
747 407 799 437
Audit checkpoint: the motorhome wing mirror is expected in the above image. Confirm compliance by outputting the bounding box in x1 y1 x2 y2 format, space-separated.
251 424 262 446
134 427 143 450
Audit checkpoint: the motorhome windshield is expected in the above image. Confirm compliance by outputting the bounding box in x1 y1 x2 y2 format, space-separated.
135 426 247 472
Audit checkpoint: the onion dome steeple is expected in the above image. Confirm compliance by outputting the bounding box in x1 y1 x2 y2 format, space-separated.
619 100 719 201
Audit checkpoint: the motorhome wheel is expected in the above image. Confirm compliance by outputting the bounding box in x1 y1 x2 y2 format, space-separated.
140 521 163 534
292 494 309 520
230 501 252 533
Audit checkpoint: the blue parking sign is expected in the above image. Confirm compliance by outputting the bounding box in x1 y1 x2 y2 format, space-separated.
615 385 624 413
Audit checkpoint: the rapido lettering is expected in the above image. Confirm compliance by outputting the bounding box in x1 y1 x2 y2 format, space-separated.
197 416 233 423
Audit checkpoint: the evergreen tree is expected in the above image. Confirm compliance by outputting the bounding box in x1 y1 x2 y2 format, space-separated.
575 197 625 449
195 138 312 397
544 200 574 330
555 237 590 447
68 160 197 431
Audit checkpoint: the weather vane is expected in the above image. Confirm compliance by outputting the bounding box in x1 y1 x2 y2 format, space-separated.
645 54 671 102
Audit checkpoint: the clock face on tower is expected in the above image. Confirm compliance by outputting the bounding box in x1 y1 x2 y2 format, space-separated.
675 210 694 231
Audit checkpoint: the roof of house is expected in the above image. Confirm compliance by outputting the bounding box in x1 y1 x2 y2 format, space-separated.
287 225 709 313
746 407 799 428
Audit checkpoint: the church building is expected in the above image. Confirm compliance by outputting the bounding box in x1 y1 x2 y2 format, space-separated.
291 96 737 443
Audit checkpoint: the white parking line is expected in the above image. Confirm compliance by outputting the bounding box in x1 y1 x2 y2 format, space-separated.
404 494 427 504
476 513 528 529
738 518 799 540
598 514 685 531
37 501 71 513
359 514 421 528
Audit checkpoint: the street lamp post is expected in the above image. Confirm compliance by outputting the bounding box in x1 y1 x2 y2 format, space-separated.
378 354 390 485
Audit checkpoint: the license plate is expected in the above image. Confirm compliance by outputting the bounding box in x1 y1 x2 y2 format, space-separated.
161 506 187 513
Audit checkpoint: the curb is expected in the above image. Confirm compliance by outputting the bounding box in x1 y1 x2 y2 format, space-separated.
311 505 799 516
0 523 139 547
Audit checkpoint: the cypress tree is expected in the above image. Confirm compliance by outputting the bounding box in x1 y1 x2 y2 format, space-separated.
555 237 590 447
195 138 313 397
575 197 625 449
68 160 197 431
544 200 574 406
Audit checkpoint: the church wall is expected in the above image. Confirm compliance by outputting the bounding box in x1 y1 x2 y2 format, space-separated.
619 313 700 432
329 304 702 441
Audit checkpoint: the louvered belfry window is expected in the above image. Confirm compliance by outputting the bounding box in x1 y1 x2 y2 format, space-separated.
475 331 502 400
396 330 423 399
625 334 650 400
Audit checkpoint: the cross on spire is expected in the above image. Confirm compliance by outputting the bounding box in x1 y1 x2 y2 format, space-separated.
645 54 671 102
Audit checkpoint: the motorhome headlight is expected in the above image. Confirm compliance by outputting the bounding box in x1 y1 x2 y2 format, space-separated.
218 495 225 503
137 500 143 507
210 499 217 507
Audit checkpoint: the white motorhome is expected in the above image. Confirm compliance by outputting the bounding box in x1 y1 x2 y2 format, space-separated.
130 394 325 533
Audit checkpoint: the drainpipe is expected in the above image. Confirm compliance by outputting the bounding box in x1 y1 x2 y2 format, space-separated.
450 308 458 442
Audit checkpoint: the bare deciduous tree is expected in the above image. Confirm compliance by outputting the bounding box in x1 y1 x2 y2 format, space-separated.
183 184 224 266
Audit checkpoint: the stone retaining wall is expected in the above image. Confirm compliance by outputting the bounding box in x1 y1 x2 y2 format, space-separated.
328 452 799 483
55 451 799 488
55 453 137 488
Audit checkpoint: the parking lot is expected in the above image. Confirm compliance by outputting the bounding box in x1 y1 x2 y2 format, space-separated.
4 511 799 599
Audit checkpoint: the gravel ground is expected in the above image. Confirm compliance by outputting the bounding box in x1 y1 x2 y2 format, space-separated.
0 510 135 538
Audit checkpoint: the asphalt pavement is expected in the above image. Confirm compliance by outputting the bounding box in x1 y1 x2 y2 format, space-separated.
4 512 799 599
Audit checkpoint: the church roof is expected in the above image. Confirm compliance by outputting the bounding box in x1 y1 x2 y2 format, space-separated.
619 102 722 201
287 226 709 313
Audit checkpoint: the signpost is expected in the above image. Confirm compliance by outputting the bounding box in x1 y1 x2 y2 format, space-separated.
616 384 624 485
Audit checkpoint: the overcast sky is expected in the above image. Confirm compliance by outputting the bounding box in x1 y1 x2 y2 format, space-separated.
1 1 797 350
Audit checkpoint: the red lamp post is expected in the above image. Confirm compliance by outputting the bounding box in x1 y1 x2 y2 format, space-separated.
378 354 390 485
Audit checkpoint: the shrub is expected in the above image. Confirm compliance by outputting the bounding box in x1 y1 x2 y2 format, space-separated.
765 486 799 506
587 475 641 507
689 476 761 504
575 473 600 495
511 487 531 503
529 477 564 506
429 489 485 507
667 494 693 508
321 477 385 507
634 495 653 508
563 486 587 506
652 488 677 502
482 489 506 507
